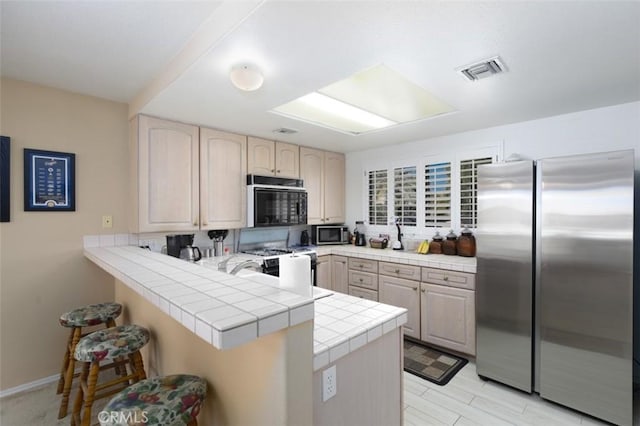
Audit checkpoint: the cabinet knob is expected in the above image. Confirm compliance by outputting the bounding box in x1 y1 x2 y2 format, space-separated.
395 269 400 274
359 264 364 268
421 288 426 293
271 169 275 173
413 287 417 291
359 278 363 282
443 276 449 281
277 169 281 173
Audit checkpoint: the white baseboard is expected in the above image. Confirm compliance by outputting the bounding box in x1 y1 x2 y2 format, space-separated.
0 373 59 399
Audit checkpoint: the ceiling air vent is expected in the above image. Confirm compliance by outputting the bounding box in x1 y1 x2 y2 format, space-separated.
273 127 298 135
458 56 506 81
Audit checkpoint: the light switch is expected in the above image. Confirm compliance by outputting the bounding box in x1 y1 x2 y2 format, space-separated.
102 215 113 228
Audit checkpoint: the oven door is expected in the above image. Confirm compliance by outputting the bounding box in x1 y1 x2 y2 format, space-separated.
248 186 307 227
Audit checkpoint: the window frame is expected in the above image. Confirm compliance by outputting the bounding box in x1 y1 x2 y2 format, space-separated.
362 144 501 236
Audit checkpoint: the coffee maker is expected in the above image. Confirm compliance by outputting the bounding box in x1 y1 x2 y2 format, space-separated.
166 234 195 258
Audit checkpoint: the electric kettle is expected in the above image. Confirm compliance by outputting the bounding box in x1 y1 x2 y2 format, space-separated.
179 245 202 262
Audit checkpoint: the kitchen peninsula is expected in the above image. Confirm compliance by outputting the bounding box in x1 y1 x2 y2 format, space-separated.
84 245 407 425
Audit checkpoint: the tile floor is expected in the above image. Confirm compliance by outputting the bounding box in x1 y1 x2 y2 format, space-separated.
404 361 636 425
1 360 635 425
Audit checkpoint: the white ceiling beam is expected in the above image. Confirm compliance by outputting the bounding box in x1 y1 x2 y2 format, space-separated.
128 0 265 119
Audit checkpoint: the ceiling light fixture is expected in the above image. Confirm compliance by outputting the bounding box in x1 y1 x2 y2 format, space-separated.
299 92 397 129
229 63 264 91
271 64 455 135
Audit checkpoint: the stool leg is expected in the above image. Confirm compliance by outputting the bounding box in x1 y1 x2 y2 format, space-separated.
130 351 147 383
71 361 89 426
56 327 74 394
80 362 100 426
58 327 81 419
187 420 198 426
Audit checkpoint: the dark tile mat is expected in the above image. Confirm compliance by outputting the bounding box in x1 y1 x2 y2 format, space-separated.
403 338 468 386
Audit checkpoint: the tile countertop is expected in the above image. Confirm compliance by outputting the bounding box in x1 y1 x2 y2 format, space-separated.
84 246 407 369
313 245 477 273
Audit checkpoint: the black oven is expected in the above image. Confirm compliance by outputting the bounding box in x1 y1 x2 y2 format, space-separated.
247 175 307 227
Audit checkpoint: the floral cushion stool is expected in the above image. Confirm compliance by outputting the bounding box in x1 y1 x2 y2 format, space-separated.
99 374 207 426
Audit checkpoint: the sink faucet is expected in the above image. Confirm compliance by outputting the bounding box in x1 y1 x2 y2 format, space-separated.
217 254 238 272
229 260 262 275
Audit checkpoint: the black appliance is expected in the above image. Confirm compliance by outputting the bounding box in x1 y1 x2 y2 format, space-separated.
247 175 307 227
300 230 310 246
166 234 194 258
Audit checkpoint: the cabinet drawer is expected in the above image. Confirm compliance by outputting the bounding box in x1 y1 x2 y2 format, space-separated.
348 286 378 301
379 262 421 281
348 257 378 273
348 270 378 291
421 267 475 290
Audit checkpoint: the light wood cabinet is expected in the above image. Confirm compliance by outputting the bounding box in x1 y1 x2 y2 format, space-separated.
247 137 299 178
316 255 332 289
379 262 421 281
420 282 475 355
200 128 247 229
299 147 345 225
348 258 378 274
348 270 378 291
323 151 345 224
421 267 475 290
331 255 349 294
347 257 378 301
379 275 421 339
130 115 200 233
348 286 378 301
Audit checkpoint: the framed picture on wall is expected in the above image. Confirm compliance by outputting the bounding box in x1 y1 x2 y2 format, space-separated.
24 148 76 211
0 136 9 222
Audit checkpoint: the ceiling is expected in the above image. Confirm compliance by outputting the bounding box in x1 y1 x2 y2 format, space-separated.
2 1 639 153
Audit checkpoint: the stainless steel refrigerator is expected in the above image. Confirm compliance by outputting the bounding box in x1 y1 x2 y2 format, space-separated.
475 150 634 426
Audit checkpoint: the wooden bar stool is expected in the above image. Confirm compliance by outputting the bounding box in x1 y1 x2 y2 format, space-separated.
57 302 123 419
71 324 150 426
99 374 207 426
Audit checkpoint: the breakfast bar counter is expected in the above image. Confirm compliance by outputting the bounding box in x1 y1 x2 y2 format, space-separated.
84 245 407 426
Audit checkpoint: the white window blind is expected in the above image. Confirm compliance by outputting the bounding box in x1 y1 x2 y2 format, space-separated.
368 169 388 225
425 162 451 228
394 166 416 226
460 156 493 228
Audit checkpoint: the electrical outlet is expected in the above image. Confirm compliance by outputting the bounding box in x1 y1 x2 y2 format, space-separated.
322 365 337 402
102 215 113 228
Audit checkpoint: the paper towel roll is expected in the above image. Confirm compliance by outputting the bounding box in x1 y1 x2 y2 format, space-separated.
279 254 312 297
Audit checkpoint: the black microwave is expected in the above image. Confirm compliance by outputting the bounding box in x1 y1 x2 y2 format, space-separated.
247 175 307 227
313 225 350 245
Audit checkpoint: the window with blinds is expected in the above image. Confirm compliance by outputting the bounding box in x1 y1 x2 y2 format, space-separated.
460 156 493 228
394 166 416 226
368 169 388 225
425 162 451 228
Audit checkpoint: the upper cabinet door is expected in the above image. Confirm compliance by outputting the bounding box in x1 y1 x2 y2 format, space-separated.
200 128 247 229
323 151 345 224
300 147 324 224
247 137 274 176
275 142 299 178
134 115 200 233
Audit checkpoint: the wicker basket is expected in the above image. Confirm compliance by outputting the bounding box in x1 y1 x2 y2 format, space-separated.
369 238 388 249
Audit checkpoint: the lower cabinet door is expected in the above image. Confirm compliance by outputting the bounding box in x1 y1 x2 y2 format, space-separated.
331 256 348 294
316 255 332 289
420 283 476 355
379 275 420 339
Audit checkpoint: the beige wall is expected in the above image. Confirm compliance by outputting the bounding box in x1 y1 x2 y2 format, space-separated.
0 78 129 390
116 280 314 425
